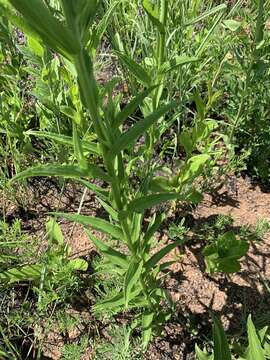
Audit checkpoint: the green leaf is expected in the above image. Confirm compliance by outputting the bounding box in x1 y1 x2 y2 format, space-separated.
60 105 81 124
86 230 128 268
144 213 166 247
68 258 88 271
116 51 151 86
77 179 109 201
149 176 172 192
142 0 165 34
26 130 100 155
247 315 265 360
124 259 143 307
11 164 111 183
185 3 227 26
114 85 158 128
0 264 42 284
53 213 123 240
142 311 154 349
8 0 80 57
180 131 193 156
46 218 64 245
126 192 183 213
194 92 205 121
94 286 142 312
180 154 210 184
91 1 118 52
212 315 232 360
195 344 211 360
160 56 198 74
185 189 203 204
110 101 177 157
192 120 218 144
131 213 143 244
97 198 118 221
27 35 44 57
145 240 181 270
73 124 88 169
223 19 241 32
203 232 249 274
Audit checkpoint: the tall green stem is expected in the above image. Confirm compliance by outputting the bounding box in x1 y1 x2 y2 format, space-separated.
61 2 134 252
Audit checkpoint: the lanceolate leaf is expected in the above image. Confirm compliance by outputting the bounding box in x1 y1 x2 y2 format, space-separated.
247 315 265 360
53 213 123 240
142 0 165 34
185 3 227 26
160 56 198 74
77 179 109 201
26 130 100 155
142 311 154 349
145 240 181 270
124 259 143 307
0 264 42 284
86 230 128 268
195 345 211 360
94 286 142 312
212 315 232 360
114 85 158 128
8 0 80 57
116 51 152 86
11 164 111 183
126 192 183 213
144 213 166 246
110 101 177 157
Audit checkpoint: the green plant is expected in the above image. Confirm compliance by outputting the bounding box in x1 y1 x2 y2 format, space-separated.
61 334 89 360
93 325 140 360
0 218 88 310
220 0 270 182
196 314 270 360
203 231 249 274
4 0 224 348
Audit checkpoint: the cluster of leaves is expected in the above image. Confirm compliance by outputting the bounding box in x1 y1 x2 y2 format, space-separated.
196 315 270 360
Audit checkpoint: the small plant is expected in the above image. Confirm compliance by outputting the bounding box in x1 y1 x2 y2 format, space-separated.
196 314 270 360
203 231 249 274
0 218 88 310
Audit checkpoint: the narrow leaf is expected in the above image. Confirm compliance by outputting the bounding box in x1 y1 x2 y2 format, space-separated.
142 0 165 33
53 213 123 240
116 51 151 86
212 315 232 360
114 85 158 128
86 230 128 268
126 192 183 213
185 4 227 26
26 130 100 155
142 311 154 349
0 264 42 284
247 315 265 360
11 164 111 183
124 259 143 307
9 0 80 57
160 56 198 74
111 101 177 157
145 240 181 270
